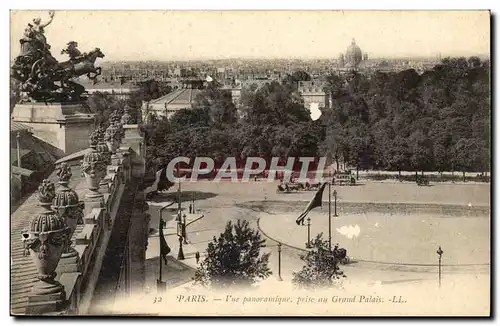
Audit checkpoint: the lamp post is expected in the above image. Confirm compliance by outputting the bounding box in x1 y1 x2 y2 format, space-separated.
177 178 182 222
182 213 188 244
333 189 338 217
305 216 312 248
437 246 443 288
277 242 283 281
177 235 185 260
192 192 195 214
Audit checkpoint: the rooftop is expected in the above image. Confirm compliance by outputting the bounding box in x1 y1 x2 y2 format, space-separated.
149 88 202 105
11 122 32 134
73 77 139 91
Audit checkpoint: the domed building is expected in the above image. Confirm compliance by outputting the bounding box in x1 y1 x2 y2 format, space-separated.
345 38 363 69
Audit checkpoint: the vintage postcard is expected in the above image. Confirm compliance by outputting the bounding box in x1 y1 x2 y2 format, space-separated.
10 10 491 316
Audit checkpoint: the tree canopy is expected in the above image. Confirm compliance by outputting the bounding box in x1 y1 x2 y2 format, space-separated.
292 233 345 289
143 57 490 174
193 219 272 288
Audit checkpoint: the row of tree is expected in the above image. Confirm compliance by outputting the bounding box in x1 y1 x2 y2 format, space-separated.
321 57 490 174
143 57 490 175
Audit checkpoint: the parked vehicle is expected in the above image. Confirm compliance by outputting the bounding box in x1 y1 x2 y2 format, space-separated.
333 172 356 186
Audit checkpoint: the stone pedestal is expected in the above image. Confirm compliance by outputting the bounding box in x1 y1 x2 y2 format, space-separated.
26 292 66 315
56 249 80 274
123 125 144 156
84 192 104 216
111 153 121 166
26 280 66 315
123 125 146 179
11 101 95 156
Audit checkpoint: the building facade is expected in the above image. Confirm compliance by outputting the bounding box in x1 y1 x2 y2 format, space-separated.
298 80 327 109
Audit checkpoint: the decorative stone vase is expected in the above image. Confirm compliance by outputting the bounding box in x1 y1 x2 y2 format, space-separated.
52 163 84 269
22 180 70 296
106 139 119 154
121 105 135 125
93 124 112 165
96 141 111 165
81 147 106 197
105 123 121 155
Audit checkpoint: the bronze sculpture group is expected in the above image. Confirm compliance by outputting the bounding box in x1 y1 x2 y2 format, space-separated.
11 11 105 103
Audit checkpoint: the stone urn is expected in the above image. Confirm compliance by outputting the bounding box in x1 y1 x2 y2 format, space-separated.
95 125 111 165
22 180 70 296
97 141 111 165
81 145 106 198
121 105 136 125
52 163 84 270
104 123 120 154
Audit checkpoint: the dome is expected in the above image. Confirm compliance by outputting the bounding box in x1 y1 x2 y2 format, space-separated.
345 38 362 68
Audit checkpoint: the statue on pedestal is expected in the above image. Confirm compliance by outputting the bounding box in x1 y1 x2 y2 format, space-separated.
11 11 105 103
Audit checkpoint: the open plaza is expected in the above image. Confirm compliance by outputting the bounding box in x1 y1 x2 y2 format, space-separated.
146 178 490 281
137 178 491 315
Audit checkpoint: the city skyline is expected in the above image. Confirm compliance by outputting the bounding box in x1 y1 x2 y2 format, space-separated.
10 10 490 62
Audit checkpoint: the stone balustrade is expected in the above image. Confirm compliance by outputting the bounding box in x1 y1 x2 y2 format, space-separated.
19 121 147 315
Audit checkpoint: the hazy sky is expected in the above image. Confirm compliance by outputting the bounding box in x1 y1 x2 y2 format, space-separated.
10 10 490 61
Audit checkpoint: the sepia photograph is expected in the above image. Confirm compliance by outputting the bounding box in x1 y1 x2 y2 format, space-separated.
9 9 491 316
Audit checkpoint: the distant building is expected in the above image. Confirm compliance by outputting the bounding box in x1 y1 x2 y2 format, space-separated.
338 53 345 67
298 80 327 109
345 38 363 69
141 80 204 120
78 77 140 100
221 85 242 106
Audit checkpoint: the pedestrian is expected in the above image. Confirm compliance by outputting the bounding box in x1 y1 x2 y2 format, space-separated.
195 251 200 264
189 203 192 214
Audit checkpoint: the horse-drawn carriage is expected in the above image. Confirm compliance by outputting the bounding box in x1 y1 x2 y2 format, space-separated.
333 245 351 265
333 172 356 186
276 180 324 193
416 175 430 186
276 182 305 193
